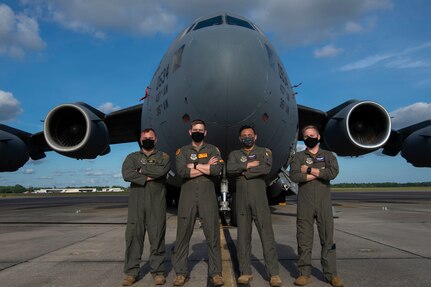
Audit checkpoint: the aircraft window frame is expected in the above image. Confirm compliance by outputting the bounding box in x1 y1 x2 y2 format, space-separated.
251 23 264 35
186 24 195 34
193 16 223 31
226 15 255 31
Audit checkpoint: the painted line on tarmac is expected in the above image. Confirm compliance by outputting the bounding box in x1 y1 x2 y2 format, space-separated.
220 225 236 287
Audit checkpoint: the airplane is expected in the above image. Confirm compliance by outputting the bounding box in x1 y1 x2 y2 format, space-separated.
1 12 430 222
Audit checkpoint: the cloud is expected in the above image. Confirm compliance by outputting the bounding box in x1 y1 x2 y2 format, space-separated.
390 102 431 129
98 102 121 114
85 170 105 176
0 4 45 59
23 0 179 38
340 42 431 71
344 21 364 33
314 44 343 58
20 0 392 46
0 90 23 122
247 0 392 46
23 168 35 174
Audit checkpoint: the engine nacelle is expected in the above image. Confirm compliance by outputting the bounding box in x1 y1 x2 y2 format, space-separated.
401 125 431 167
44 103 109 159
323 101 391 156
0 131 29 171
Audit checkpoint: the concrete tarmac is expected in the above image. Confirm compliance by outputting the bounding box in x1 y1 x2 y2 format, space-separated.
1 191 430 287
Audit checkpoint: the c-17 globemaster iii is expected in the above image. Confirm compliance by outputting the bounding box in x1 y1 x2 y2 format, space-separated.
1 12 430 222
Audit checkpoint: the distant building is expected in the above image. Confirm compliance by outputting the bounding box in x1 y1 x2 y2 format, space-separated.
32 187 124 194
101 187 124 192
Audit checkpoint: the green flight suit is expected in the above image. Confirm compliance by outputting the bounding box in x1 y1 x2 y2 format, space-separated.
227 146 280 277
172 142 223 277
290 147 339 281
122 149 171 278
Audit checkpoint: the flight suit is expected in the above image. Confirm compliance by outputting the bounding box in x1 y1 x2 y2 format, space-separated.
290 148 339 281
172 143 223 277
227 146 279 277
122 149 171 278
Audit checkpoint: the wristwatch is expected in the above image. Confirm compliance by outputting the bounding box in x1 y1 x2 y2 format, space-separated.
194 162 198 169
306 167 312 174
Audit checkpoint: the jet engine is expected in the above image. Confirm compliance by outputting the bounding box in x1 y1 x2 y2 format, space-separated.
323 101 391 156
0 130 29 171
401 125 431 167
44 103 109 159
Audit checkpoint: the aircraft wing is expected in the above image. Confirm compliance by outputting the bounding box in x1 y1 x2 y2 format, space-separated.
104 104 142 144
0 103 142 171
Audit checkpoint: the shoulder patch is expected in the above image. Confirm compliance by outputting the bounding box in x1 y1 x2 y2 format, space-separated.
265 148 272 157
175 149 181 155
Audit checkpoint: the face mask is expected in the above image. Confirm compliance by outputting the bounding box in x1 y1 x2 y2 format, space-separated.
304 137 319 148
241 136 255 148
141 139 155 150
191 132 205 143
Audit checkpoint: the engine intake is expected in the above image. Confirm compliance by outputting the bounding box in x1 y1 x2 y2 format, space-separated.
44 103 109 159
323 101 391 156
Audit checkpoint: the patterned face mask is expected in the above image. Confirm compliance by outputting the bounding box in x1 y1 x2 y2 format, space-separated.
241 136 255 148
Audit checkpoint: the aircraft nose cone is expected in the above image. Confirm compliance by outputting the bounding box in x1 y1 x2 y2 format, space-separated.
187 28 268 126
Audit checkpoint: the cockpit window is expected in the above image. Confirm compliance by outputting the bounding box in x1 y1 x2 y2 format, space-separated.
193 16 223 31
226 15 255 31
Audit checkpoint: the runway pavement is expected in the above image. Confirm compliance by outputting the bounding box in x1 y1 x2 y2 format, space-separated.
1 191 430 287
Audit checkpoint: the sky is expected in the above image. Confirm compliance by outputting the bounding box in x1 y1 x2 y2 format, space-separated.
0 0 430 187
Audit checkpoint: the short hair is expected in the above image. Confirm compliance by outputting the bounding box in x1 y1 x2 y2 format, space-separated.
239 125 256 135
191 119 206 129
141 128 156 136
301 125 319 135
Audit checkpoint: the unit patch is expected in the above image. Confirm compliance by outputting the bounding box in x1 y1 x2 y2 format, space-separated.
306 157 314 165
190 153 197 161
240 156 247 162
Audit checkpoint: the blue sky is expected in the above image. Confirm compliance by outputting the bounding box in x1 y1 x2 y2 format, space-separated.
0 0 430 187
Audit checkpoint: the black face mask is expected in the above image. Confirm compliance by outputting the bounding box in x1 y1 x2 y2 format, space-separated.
304 137 319 148
191 132 205 143
141 139 155 150
241 136 255 148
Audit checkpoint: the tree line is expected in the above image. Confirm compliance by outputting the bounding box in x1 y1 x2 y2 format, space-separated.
332 182 431 188
0 185 126 193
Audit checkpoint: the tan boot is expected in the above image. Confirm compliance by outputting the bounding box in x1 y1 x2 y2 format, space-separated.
330 276 344 287
210 274 224 286
173 275 188 286
270 275 282 287
154 274 166 285
294 275 311 286
237 274 253 284
122 275 137 286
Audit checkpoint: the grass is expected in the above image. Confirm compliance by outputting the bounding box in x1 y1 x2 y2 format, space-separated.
332 186 431 192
